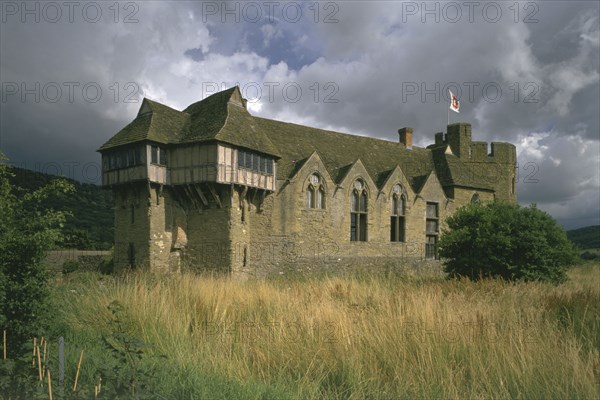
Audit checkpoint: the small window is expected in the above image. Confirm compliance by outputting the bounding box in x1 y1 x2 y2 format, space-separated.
426 203 438 219
151 145 158 164
252 154 260 172
237 150 245 168
306 174 325 209
135 147 142 165
128 242 136 268
159 148 167 165
266 159 273 174
244 151 252 169
471 193 480 203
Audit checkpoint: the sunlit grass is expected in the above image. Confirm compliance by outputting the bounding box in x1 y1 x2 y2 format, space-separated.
53 263 600 399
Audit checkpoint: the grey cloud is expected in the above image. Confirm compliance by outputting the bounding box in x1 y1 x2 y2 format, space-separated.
0 0 598 229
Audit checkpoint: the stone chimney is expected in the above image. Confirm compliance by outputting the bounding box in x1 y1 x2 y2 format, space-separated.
398 127 413 148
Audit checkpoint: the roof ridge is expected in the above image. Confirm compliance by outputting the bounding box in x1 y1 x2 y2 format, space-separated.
253 115 427 150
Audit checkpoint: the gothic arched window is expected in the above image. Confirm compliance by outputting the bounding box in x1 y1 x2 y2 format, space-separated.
390 184 406 242
306 174 325 209
350 180 368 241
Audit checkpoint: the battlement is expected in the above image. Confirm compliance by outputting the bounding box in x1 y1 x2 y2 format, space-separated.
432 123 516 165
489 142 516 164
470 141 488 162
446 123 472 159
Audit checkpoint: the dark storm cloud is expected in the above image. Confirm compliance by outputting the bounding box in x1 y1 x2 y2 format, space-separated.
0 0 598 228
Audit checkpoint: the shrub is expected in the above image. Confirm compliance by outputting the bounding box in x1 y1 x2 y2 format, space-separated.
0 151 73 353
580 250 600 261
62 259 80 274
99 255 114 275
438 202 578 283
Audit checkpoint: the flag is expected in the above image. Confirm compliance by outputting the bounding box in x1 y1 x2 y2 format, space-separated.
449 90 460 113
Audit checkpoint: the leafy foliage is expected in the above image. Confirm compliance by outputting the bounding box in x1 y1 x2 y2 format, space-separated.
98 301 163 399
566 225 600 249
62 259 80 274
6 166 113 250
439 202 578 283
1 153 74 353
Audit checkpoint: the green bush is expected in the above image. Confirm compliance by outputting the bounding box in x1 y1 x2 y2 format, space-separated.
99 255 114 275
62 259 80 274
439 202 578 283
0 151 73 354
580 250 600 261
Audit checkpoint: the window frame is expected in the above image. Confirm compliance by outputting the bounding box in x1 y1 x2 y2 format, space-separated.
425 202 439 259
390 192 406 242
350 181 368 241
306 173 326 210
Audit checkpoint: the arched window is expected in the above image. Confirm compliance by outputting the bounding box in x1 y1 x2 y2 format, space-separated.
317 186 325 209
306 173 325 209
307 185 315 208
471 193 480 203
350 180 368 241
390 184 405 242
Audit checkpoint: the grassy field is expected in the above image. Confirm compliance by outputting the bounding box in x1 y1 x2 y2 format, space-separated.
41 263 600 399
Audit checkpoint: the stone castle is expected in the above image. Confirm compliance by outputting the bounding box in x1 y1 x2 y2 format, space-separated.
98 86 516 277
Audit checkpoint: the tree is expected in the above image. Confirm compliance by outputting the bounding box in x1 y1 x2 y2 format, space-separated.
0 152 73 354
438 201 578 283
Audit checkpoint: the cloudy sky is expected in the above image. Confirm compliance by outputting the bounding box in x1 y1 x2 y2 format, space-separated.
1 0 598 229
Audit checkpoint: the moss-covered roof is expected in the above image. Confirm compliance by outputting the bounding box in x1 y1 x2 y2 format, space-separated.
98 87 279 156
253 116 437 191
431 146 493 190
98 99 189 150
98 86 493 194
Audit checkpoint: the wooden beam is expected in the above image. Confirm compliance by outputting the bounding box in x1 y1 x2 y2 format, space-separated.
193 184 209 207
157 184 163 205
251 187 258 205
147 180 152 205
184 184 202 211
207 183 222 208
240 186 248 208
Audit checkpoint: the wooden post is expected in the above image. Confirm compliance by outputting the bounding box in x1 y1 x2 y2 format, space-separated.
73 350 83 391
47 369 53 400
42 338 47 378
33 337 37 366
58 337 65 397
37 345 43 381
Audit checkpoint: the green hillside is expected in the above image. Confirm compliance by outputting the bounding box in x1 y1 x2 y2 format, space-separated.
7 166 113 249
567 225 600 249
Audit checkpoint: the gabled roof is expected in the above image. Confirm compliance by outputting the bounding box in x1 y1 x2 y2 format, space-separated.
98 86 495 195
98 87 280 156
98 99 189 151
252 115 436 192
431 147 493 190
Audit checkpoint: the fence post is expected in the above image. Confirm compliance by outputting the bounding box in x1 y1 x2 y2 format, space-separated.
58 336 64 396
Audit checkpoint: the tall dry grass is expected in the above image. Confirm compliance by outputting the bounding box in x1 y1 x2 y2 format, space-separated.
57 264 600 399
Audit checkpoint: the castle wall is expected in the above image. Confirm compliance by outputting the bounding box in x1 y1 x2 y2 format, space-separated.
108 124 515 277
113 183 150 270
236 159 455 278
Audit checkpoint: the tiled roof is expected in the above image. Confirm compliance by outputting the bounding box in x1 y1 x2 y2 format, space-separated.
98 86 493 194
98 99 189 150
